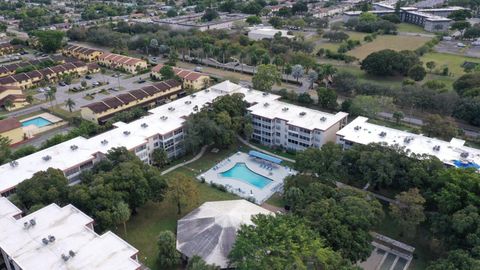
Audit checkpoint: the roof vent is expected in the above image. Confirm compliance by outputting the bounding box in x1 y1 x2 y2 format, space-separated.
69 250 76 257
101 139 108 145
123 131 131 136
42 155 52 161
282 107 289 112
61 254 69 262
354 126 361 131
42 238 49 245
160 116 168 121
141 123 148 128
433 145 441 151
299 112 306 116
404 136 413 144
191 94 196 98
23 221 29 229
262 92 269 96
168 107 175 111
185 100 192 105
70 145 78 151
30 219 36 226
48 235 55 243
264 102 269 107
320 116 327 122
9 160 18 167
379 131 387 137
205 89 210 92
460 152 469 158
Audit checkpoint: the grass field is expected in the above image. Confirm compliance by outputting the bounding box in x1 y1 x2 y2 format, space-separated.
315 31 369 53
347 35 431 60
420 52 480 78
115 143 252 269
397 23 429 34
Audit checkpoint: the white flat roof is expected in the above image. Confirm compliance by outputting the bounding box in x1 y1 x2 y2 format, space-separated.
0 81 281 193
249 100 348 131
337 117 480 167
0 198 140 270
248 27 294 39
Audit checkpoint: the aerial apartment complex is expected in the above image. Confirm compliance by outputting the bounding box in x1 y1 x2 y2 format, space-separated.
62 44 104 62
151 64 210 90
0 197 140 270
336 116 480 168
0 55 69 78
81 79 183 124
151 12 247 31
0 86 27 111
0 81 347 196
343 2 465 32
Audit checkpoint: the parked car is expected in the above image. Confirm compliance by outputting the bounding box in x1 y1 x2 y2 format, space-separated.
137 79 146 84
59 82 66 86
85 75 93 80
194 66 203 72
37 88 45 93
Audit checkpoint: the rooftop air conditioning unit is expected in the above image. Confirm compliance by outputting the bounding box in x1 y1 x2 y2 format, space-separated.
262 92 269 96
205 89 210 92
48 235 55 243
299 112 306 116
168 107 175 111
69 250 76 257
282 107 289 112
42 238 49 245
101 139 108 145
264 102 269 107
433 145 441 151
30 219 36 226
320 117 327 122
9 160 18 167
42 155 52 161
141 123 148 128
191 94 196 98
61 254 69 262
160 116 168 120
460 152 469 158
379 132 387 137
354 126 361 131
185 101 192 105
70 145 78 151
123 131 131 136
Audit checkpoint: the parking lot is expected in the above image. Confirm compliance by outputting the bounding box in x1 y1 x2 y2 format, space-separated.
435 40 480 58
33 72 153 109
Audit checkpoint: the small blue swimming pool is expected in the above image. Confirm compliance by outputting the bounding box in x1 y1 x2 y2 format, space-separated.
453 160 480 169
21 117 53 128
220 163 272 189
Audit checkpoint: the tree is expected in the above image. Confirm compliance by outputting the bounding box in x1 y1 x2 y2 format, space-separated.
422 114 457 139
229 214 355 270
114 201 131 236
81 80 87 88
361 49 399 76
297 93 313 105
307 70 318 89
317 87 337 110
323 31 349 42
453 72 480 96
159 65 175 80
152 148 169 168
166 9 178 17
202 8 219 21
252 64 281 92
349 95 393 118
65 98 76 112
447 9 472 21
359 12 378 23
291 64 304 82
427 250 480 270
389 188 426 238
408 64 427 81
268 16 283 28
187 256 220 270
246 15 262 25
0 135 11 164
167 50 178 66
392 111 404 124
3 99 13 110
26 95 34 104
426 61 436 73
167 173 199 215
32 30 65 53
157 230 180 268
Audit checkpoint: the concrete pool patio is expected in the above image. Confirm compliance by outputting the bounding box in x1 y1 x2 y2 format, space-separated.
198 152 295 204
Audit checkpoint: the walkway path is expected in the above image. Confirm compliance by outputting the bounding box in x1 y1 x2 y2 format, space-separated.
237 136 398 205
160 145 209 175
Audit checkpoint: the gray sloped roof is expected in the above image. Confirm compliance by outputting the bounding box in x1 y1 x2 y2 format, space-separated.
176 200 271 268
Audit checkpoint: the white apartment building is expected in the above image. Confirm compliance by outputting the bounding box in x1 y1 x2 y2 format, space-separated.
336 117 480 168
0 81 348 196
250 101 348 151
0 197 140 270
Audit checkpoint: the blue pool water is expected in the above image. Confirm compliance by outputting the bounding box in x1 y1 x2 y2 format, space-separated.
21 117 53 128
453 160 480 169
220 163 272 189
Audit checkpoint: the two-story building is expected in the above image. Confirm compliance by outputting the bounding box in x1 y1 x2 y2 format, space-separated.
62 44 104 62
151 64 210 90
97 53 147 74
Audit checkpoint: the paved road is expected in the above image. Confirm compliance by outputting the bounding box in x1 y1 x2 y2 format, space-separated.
160 145 209 175
6 72 149 118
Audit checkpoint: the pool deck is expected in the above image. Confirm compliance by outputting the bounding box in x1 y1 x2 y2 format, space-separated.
21 112 65 138
198 152 295 204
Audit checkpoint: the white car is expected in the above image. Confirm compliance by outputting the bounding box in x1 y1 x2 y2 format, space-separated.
457 43 466 47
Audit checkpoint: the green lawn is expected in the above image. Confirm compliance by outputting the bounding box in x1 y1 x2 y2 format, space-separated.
421 52 480 79
115 143 248 269
397 23 429 34
265 193 285 208
347 35 431 60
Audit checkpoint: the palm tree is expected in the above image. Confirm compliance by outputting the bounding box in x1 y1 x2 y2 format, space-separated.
291 64 304 82
308 70 318 89
26 95 34 104
318 64 337 88
46 89 56 108
65 98 76 112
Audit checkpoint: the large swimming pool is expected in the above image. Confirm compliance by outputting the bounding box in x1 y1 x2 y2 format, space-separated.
220 163 272 189
21 117 53 128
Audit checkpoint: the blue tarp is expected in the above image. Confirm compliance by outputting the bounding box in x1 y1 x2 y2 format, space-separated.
248 150 282 164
